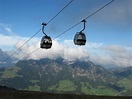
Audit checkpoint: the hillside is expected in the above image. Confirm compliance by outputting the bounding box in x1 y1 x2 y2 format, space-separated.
0 58 132 96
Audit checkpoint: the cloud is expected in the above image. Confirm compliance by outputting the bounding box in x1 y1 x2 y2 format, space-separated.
12 39 132 67
0 33 40 61
0 34 40 51
104 45 132 67
14 40 90 62
4 27 13 33
0 34 19 46
0 23 15 35
0 32 131 67
89 45 132 67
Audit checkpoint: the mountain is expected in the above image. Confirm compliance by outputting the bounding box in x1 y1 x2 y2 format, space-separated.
0 58 131 96
112 66 132 78
111 66 132 95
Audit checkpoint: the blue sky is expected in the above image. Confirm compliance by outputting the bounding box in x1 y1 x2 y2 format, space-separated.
0 0 131 45
0 0 132 67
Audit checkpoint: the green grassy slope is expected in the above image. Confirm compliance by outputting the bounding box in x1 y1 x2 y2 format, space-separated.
81 82 117 95
48 80 76 91
0 66 21 79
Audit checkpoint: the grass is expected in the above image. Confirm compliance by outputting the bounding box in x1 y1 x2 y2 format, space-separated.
117 78 132 90
26 84 40 91
81 82 92 94
57 80 76 91
81 82 117 95
48 85 56 90
49 81 117 95
1 66 22 79
92 88 117 95
48 80 76 91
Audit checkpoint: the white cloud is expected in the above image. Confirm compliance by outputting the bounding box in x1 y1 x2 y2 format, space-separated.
0 34 19 46
89 45 132 67
14 40 90 61
12 38 132 67
0 23 15 35
0 32 131 67
0 34 40 51
4 27 13 34
0 34 40 50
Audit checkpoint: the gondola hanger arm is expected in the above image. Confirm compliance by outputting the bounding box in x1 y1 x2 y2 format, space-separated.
42 22 47 36
80 19 86 32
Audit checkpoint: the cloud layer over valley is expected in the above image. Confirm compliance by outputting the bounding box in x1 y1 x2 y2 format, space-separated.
5 35 131 68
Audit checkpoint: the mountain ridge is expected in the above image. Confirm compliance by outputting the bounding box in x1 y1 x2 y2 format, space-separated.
0 58 131 96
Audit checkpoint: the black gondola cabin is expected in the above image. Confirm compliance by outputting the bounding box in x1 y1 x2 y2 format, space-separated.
74 32 86 46
40 36 52 49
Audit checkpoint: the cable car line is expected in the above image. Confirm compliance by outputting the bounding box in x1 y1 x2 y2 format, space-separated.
53 0 114 40
53 21 81 40
0 0 73 65
20 0 115 61
40 0 74 49
21 48 40 61
84 0 115 20
1 29 41 64
1 0 115 63
46 0 73 25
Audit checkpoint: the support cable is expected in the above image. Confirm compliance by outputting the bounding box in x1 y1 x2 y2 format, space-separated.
53 0 115 39
0 0 73 64
46 0 73 25
20 0 115 61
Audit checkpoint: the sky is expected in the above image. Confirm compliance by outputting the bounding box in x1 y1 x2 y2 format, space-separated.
0 0 132 67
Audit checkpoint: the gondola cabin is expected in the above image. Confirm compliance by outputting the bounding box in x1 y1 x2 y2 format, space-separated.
40 36 52 49
74 32 86 46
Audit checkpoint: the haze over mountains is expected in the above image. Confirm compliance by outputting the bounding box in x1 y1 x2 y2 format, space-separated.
0 49 17 67
0 58 131 96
